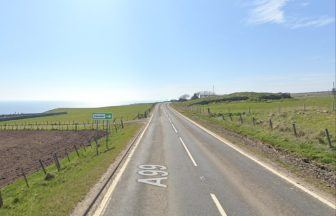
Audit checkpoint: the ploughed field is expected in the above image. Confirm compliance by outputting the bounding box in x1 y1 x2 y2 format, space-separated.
0 130 105 187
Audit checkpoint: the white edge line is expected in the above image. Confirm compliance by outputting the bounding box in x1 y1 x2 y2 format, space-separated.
93 113 154 216
170 105 336 209
171 123 178 133
179 137 198 167
210 193 228 216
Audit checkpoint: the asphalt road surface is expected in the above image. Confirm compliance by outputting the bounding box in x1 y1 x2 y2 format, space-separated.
95 103 335 216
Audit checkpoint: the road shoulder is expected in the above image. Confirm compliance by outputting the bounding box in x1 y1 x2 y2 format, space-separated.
71 121 148 216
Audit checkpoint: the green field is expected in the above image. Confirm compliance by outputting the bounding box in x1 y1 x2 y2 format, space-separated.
0 103 152 125
174 93 336 169
0 103 152 215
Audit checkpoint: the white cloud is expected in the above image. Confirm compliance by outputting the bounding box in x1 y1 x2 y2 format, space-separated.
247 0 334 29
248 0 289 24
288 16 335 29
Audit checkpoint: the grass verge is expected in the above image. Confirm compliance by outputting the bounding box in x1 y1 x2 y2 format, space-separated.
172 105 336 196
0 123 142 216
173 95 335 169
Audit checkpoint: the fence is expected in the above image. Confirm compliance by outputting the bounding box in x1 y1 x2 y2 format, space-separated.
182 106 335 148
0 107 155 206
0 121 120 132
0 122 121 206
135 104 156 120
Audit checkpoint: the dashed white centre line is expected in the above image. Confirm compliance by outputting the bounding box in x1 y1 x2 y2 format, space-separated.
210 193 228 216
179 137 198 166
171 123 178 133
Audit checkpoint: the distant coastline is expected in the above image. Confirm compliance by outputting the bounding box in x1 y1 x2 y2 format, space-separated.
0 101 86 115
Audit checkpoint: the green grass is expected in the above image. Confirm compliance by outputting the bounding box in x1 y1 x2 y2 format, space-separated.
0 123 142 216
174 94 336 168
0 103 152 125
187 92 291 105
0 103 152 215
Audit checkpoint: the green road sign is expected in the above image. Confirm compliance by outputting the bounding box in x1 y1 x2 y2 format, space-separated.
92 113 113 120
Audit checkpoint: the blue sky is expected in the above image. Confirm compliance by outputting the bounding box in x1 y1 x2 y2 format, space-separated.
0 0 335 106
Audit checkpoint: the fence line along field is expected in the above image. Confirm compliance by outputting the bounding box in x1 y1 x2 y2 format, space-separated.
0 130 106 187
0 103 152 126
173 92 335 171
0 103 153 216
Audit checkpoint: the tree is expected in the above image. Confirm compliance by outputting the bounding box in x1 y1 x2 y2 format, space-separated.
178 94 190 102
191 93 199 100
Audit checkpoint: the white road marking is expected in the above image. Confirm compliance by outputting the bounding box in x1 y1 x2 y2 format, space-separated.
179 137 198 167
210 193 228 216
170 106 336 209
171 123 178 133
93 113 154 216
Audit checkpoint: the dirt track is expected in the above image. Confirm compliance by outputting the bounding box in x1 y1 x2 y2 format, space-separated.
0 130 105 187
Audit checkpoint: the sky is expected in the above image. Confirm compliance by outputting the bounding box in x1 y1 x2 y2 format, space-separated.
0 0 335 106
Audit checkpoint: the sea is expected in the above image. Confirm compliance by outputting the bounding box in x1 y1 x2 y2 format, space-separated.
0 101 87 115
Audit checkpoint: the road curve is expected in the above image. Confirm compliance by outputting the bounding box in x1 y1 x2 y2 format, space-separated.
94 103 335 216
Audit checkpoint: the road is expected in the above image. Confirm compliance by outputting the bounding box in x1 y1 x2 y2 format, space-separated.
94 103 335 216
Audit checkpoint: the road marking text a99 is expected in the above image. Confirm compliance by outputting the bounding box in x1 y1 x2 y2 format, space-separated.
137 165 168 188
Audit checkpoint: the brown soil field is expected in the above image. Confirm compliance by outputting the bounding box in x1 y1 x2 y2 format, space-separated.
0 130 106 188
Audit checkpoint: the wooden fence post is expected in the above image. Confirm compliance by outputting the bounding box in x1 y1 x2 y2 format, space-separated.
114 123 118 133
252 117 256 126
88 138 92 148
325 129 332 148
269 119 273 129
53 153 61 171
95 138 99 156
0 190 3 208
21 168 29 188
292 123 297 137
105 126 109 150
65 149 70 162
74 145 80 157
39 159 47 175
239 113 243 124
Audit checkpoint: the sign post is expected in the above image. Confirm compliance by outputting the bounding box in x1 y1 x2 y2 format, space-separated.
92 113 113 150
92 113 113 120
